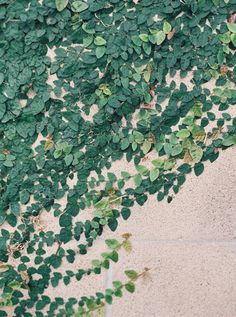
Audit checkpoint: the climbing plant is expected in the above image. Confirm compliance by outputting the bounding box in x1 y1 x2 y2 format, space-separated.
0 0 236 316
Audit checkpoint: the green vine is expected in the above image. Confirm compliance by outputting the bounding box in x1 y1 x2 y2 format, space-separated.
0 0 236 316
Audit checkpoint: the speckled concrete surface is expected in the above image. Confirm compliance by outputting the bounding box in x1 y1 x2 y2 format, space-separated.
110 243 236 317
100 146 236 317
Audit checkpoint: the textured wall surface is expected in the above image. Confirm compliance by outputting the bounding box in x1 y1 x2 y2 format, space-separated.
100 146 236 317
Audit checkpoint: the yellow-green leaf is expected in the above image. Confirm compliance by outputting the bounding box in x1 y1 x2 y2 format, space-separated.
149 169 159 182
163 21 172 34
55 0 68 11
125 270 138 279
218 33 231 44
227 23 236 33
96 46 106 59
231 33 236 47
143 70 151 82
71 1 89 12
139 34 149 42
155 31 166 45
190 145 203 162
142 140 152 154
176 129 190 139
94 36 106 46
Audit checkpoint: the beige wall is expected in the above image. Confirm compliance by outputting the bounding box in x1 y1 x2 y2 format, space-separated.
101 146 236 317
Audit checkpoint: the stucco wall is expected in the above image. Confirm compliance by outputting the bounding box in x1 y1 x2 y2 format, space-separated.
101 146 236 317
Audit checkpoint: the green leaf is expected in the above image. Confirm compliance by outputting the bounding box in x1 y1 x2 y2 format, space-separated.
55 0 68 11
142 42 151 55
0 103 6 120
213 88 223 96
194 163 204 176
155 31 166 45
152 159 164 168
0 215 6 225
223 44 230 54
3 160 13 167
217 48 224 64
83 36 93 47
132 142 138 151
190 145 203 162
91 259 100 267
171 144 183 156
136 165 148 175
54 149 62 159
71 1 89 12
82 23 95 34
20 191 30 204
227 23 236 33
222 135 236 146
105 239 120 250
149 168 159 182
50 255 62 269
125 282 135 293
163 21 171 34
124 270 138 279
169 133 178 145
107 172 117 182
96 46 106 59
134 174 142 187
176 129 190 139
113 281 122 289
95 198 109 210
105 295 112 304
64 154 73 166
121 171 130 180
164 159 176 170
103 87 112 95
31 99 45 115
230 33 236 47
0 73 4 85
131 35 142 46
139 34 149 42
7 155 16 161
121 208 131 220
10 202 20 216
94 36 106 46
183 116 194 126
218 33 231 44
8 280 21 290
108 218 118 231
193 102 203 118
143 70 151 82
59 214 72 227
121 138 130 150
121 77 129 89
133 131 144 143
164 143 172 155
109 250 119 262
142 140 152 154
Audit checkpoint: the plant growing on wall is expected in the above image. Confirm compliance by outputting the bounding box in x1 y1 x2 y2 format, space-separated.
0 0 236 316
